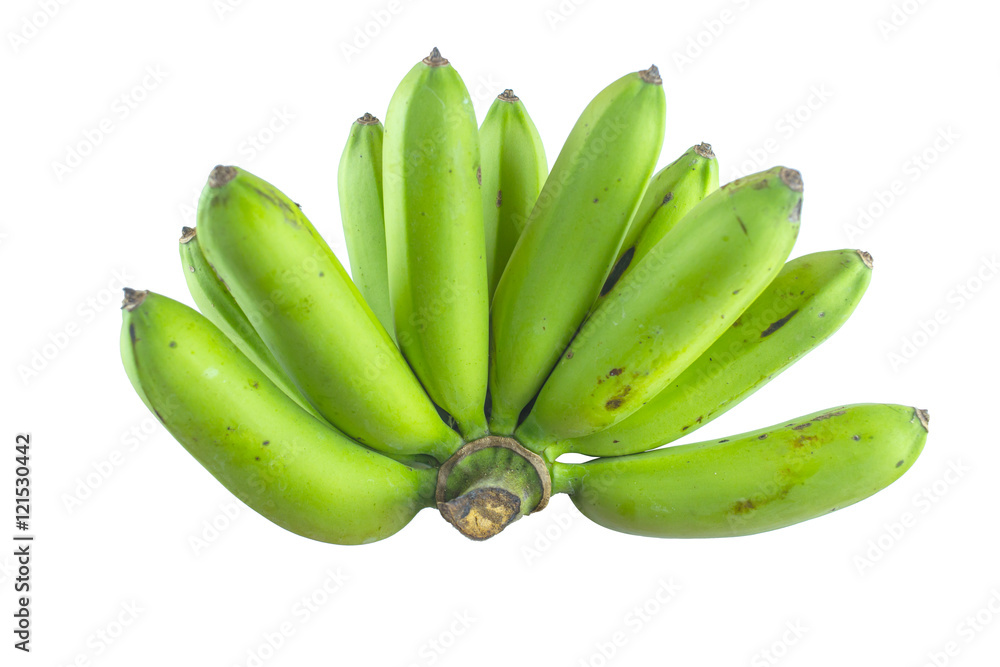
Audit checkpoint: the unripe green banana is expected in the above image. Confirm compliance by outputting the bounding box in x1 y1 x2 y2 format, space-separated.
518 166 802 443
338 113 394 339
479 89 548 300
383 48 489 440
489 66 666 434
197 165 462 461
562 248 872 457
178 226 322 420
601 142 718 295
554 404 928 538
120 289 436 545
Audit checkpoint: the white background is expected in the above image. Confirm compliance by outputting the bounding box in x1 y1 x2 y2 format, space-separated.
4 0 999 665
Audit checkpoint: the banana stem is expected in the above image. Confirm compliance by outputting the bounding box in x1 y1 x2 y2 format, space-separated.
435 436 551 540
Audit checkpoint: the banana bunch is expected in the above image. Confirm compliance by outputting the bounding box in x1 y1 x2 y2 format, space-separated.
120 49 928 544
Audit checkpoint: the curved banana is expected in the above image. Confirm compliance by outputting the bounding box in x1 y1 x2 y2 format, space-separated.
562 248 872 457
602 142 718 295
119 289 436 545
554 403 928 538
382 48 489 440
479 88 548 300
338 113 394 339
178 226 322 420
489 65 666 434
196 165 462 461
518 166 802 443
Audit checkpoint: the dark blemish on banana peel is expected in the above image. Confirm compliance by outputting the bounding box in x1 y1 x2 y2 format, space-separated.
761 309 799 337
737 216 748 235
605 386 631 410
732 499 755 514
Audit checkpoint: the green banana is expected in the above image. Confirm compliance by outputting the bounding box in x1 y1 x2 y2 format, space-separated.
338 112 394 339
382 48 489 440
479 88 548 300
197 165 462 461
120 289 436 545
562 248 872 457
178 226 323 420
554 403 929 538
601 142 719 295
518 166 802 443
489 65 666 434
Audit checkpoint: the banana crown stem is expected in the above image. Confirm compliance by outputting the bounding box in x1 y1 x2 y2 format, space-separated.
436 436 551 540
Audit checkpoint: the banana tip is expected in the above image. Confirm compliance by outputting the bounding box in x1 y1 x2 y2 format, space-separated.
695 142 715 159
498 88 519 102
356 112 380 125
779 167 803 193
179 226 197 244
423 46 449 67
208 165 238 189
639 64 662 85
856 249 874 269
121 288 148 312
915 408 930 432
